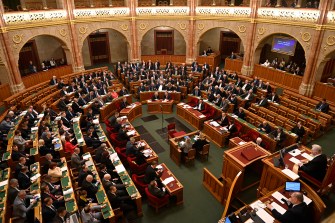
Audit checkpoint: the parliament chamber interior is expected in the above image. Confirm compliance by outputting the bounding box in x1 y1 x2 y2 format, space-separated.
1 0 335 223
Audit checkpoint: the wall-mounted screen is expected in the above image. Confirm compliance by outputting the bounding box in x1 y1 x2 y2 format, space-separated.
271 36 297 56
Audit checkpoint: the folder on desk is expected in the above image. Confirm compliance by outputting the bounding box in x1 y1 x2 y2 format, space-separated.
241 147 262 161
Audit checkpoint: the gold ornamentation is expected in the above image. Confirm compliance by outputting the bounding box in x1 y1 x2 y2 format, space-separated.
120 24 128 31
326 36 335 46
179 23 186 30
238 25 246 33
12 34 23 44
300 32 311 42
79 26 88 34
139 23 147 30
197 23 204 31
258 27 266 35
59 28 67 37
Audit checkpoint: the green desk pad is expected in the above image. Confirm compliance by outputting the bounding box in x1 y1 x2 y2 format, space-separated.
0 191 6 200
2 169 8 180
96 190 106 204
121 175 131 185
64 193 71 200
126 185 137 196
7 131 13 140
2 152 10 161
101 203 113 219
30 183 39 191
30 147 37 156
65 199 75 213
61 176 70 188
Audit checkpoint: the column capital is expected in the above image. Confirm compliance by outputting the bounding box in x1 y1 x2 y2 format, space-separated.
241 65 253 76
299 83 314 96
10 83 25 94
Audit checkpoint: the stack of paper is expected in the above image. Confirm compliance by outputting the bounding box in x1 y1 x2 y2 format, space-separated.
210 121 220 127
115 165 126 173
199 115 206 118
126 130 136 136
31 173 41 182
156 165 163 170
0 180 8 187
72 117 80 123
121 116 127 120
178 102 185 105
31 127 38 132
301 153 313 161
38 114 44 119
282 169 299 180
85 160 94 167
142 149 152 157
289 157 301 165
77 138 84 143
238 141 246 145
61 166 67 172
288 149 301 156
271 202 286 215
93 119 99 124
162 177 174 185
109 153 118 161
63 188 73 196
83 153 91 160
272 191 286 204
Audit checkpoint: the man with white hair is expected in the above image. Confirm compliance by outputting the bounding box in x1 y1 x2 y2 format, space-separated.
255 137 265 148
298 144 327 182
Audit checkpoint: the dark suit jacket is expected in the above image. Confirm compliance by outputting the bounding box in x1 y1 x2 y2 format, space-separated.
192 89 201 97
81 180 99 199
268 94 280 103
259 123 272 134
291 126 306 139
144 165 158 184
227 124 237 136
120 101 128 110
18 172 31 190
192 139 208 152
42 204 57 223
148 184 165 198
217 115 229 127
316 102 330 113
195 103 205 112
8 186 19 204
235 110 245 120
300 154 327 182
271 202 311 223
258 99 268 107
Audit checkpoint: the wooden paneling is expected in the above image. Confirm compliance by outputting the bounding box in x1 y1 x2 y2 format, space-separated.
0 84 11 102
313 82 335 104
141 55 186 65
224 58 243 73
253 64 302 91
196 53 221 70
22 65 73 88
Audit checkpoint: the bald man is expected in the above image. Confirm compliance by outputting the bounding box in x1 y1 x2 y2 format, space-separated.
266 192 311 223
81 175 99 200
298 144 327 182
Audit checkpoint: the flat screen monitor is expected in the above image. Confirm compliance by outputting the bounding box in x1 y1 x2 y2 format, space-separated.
285 181 301 192
271 36 297 56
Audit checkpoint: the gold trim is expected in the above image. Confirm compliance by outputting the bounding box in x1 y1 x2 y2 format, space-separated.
197 23 204 30
59 28 67 37
120 24 128 31
139 23 147 30
79 26 88 34
179 23 187 30
238 25 246 33
12 34 23 44
326 36 335 46
257 27 265 35
300 32 311 42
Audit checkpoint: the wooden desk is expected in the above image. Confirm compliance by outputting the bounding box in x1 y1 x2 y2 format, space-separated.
120 102 142 122
258 145 311 197
169 131 199 166
227 182 326 223
139 91 181 104
0 168 10 223
147 99 174 113
202 120 230 148
29 163 42 223
99 95 132 121
224 58 243 73
72 114 87 152
229 137 246 149
177 103 206 130
137 140 159 163
160 163 184 205
196 53 220 69
221 142 271 204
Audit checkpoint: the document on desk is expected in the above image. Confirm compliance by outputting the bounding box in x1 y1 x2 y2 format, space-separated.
210 121 220 127
162 177 174 185
289 157 301 165
61 166 67 172
0 180 7 187
288 149 301 157
115 165 126 173
303 195 312 205
238 141 246 145
256 208 275 223
282 168 299 180
301 153 313 161
271 202 286 215
109 153 118 161
85 160 94 167
199 115 206 118
272 191 286 204
83 153 91 160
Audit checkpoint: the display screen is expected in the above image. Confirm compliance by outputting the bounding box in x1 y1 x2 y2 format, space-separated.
271 36 297 56
285 181 301 192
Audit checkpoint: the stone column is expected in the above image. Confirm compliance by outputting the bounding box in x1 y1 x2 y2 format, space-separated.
20 0 28 11
42 0 48 9
65 0 84 71
109 0 113 7
299 0 331 96
186 0 196 64
130 0 139 62
0 4 25 93
241 0 258 76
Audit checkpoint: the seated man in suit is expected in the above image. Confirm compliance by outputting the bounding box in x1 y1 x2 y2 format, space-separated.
234 107 245 120
18 166 33 190
148 180 166 198
266 192 311 223
291 121 306 142
42 197 57 223
50 76 58 85
120 97 129 110
192 133 209 152
194 99 205 112
255 137 266 148
144 161 163 184
151 91 160 101
13 190 37 223
72 97 83 114
258 121 272 134
298 144 327 182
107 185 134 214
257 95 268 107
268 92 280 103
192 86 201 97
71 148 87 170
84 131 102 148
81 175 99 201
163 91 171 100
216 111 229 127
117 125 130 142
242 89 254 108
273 127 286 148
108 112 119 127
81 204 104 223
119 87 129 96
227 120 237 138
126 137 139 156
52 207 69 223
315 98 330 113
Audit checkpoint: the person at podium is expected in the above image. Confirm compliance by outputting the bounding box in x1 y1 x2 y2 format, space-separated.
298 144 327 182
151 92 160 101
163 91 171 101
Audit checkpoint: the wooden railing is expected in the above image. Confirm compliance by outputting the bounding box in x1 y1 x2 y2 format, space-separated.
253 64 302 92
0 84 11 102
224 58 243 73
202 168 224 203
22 65 73 88
141 55 186 65
313 82 335 104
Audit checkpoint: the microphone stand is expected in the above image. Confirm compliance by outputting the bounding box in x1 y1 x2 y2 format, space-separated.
160 104 164 132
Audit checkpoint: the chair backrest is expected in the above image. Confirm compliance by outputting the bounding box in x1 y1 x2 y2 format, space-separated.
321 156 335 188
202 144 210 154
167 123 176 131
187 149 196 159
145 187 161 203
